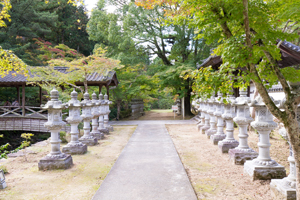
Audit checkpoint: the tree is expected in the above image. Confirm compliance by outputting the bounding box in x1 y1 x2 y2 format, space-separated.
29 46 122 99
138 0 300 197
89 0 214 115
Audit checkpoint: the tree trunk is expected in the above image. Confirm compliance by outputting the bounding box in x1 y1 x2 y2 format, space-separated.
117 100 121 120
184 78 193 116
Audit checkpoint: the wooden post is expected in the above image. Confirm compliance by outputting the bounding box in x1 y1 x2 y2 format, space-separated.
99 84 103 94
39 86 42 105
22 84 25 116
17 86 20 103
106 85 109 99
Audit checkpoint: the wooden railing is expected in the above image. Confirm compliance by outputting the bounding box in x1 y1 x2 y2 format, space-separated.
0 106 47 119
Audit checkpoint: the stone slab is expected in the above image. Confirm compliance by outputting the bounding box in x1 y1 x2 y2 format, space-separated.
62 144 87 155
210 134 226 145
91 132 103 140
92 124 197 200
244 161 286 180
270 179 296 200
38 154 73 171
0 181 7 189
79 137 98 146
228 149 258 165
218 140 239 153
205 129 216 139
99 128 109 134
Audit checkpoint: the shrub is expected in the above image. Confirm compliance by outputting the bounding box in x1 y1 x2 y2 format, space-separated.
59 131 68 143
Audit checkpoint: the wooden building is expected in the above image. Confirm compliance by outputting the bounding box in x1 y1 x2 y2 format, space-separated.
0 66 119 132
197 40 300 97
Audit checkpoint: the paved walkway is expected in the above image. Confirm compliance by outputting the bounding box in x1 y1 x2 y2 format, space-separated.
92 120 197 200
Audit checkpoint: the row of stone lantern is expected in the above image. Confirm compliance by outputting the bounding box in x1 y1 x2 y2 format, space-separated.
194 89 294 199
38 88 112 171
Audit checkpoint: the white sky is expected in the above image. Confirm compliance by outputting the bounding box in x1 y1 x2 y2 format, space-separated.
84 0 116 15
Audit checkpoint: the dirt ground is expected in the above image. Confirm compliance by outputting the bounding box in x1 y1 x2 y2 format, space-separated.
137 109 193 120
166 124 290 200
0 125 136 200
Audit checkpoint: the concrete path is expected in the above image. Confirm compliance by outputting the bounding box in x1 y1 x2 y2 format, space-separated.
92 120 197 200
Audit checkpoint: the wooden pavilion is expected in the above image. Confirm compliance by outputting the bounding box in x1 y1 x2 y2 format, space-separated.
0 66 119 132
198 40 300 97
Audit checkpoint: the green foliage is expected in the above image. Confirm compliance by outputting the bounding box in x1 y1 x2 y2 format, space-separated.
0 165 8 174
59 131 68 143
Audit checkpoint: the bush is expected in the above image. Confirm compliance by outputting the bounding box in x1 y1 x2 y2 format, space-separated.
120 109 132 119
59 131 68 143
0 165 8 174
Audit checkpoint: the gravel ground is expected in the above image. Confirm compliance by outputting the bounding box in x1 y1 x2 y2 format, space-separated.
166 124 289 200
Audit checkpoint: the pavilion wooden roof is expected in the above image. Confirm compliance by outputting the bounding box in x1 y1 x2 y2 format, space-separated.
0 66 119 87
197 40 300 69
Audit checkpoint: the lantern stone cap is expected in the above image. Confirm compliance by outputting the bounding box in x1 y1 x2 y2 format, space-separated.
249 95 278 108
208 95 215 104
91 91 100 106
232 95 251 107
41 87 66 110
216 91 224 104
104 93 108 101
67 89 81 108
81 91 94 107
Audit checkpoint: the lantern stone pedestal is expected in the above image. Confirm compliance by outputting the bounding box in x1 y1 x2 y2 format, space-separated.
244 96 286 180
200 101 210 134
211 92 226 145
197 99 205 131
79 92 98 146
104 93 113 132
90 92 103 139
229 89 258 164
206 96 217 139
270 120 296 199
218 94 239 153
62 89 87 155
38 88 73 170
98 93 109 134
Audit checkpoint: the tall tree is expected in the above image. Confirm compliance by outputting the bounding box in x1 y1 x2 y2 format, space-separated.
138 0 300 197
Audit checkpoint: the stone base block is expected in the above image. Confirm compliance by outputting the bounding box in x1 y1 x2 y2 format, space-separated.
228 149 258 165
107 125 113 132
62 143 87 155
79 136 98 146
91 132 103 140
0 181 7 189
99 128 109 134
197 124 203 131
205 129 216 139
270 179 296 200
210 134 226 145
38 154 73 171
200 126 210 134
244 161 286 180
218 140 239 153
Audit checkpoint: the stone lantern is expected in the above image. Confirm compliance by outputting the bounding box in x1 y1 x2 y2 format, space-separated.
244 95 286 180
38 87 73 170
104 93 113 132
195 99 201 123
270 98 297 199
197 99 205 131
206 95 217 139
90 92 103 139
62 89 87 155
210 92 226 145
200 100 210 134
79 92 98 146
218 92 239 153
98 93 108 134
229 89 258 164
